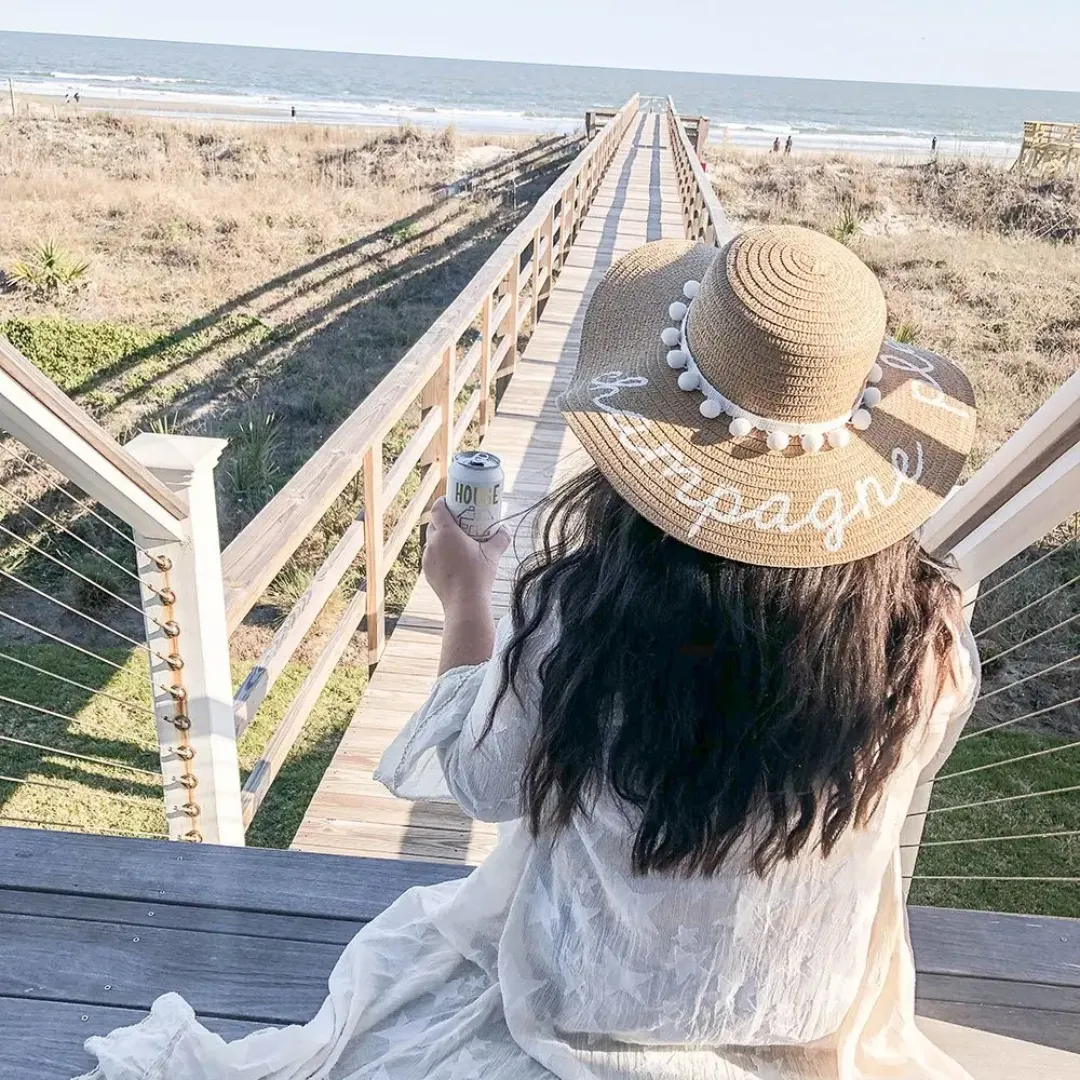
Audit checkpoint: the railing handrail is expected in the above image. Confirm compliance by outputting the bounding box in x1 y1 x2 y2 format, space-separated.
666 96 734 247
0 337 188 539
220 94 641 632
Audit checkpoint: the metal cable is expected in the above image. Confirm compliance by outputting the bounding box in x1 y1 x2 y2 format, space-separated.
917 784 1080 816
912 875 1080 883
0 814 166 838
0 520 166 630
929 736 1080 783
0 734 160 778
906 828 1080 848
0 608 137 674
0 772 150 804
973 570 1080 641
978 651 1080 701
0 482 150 592
0 568 167 658
959 693 1080 740
0 445 157 560
967 532 1077 606
980 609 1080 666
0 649 154 716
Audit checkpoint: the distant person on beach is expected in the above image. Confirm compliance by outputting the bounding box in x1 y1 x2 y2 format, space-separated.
785 134 793 154
772 136 781 153
81 226 981 1080
73 91 80 105
291 105 296 119
931 135 938 153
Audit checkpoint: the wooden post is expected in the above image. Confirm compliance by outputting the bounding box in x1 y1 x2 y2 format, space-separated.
507 255 521 377
420 346 454 505
541 207 554 303
363 444 385 666
127 434 244 846
7 78 14 119
479 293 493 435
530 227 540 329
694 117 710 156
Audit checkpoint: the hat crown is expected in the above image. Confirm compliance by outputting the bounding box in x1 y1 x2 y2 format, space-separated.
685 226 887 425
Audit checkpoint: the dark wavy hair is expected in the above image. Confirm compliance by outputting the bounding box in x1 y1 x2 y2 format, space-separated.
489 467 959 877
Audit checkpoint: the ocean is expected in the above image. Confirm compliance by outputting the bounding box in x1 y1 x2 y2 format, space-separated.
4 30 1080 159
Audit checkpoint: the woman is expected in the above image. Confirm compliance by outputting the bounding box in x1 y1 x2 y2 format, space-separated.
83 227 979 1079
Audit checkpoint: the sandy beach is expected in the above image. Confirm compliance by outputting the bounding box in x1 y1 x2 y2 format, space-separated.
9 86 1021 162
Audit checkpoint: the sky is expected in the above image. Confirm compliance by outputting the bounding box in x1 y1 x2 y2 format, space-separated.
4 1 1080 93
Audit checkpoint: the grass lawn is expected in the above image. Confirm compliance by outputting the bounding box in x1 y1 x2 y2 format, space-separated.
0 643 366 847
911 729 1080 917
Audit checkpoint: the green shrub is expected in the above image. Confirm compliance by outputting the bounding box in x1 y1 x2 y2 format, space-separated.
228 411 283 508
9 241 89 293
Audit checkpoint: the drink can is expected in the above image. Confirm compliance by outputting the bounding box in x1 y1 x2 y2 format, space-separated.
447 451 504 539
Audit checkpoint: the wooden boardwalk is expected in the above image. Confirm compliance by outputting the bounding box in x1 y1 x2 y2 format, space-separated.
293 112 685 861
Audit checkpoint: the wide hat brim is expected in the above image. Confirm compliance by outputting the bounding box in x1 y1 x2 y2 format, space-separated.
559 240 977 568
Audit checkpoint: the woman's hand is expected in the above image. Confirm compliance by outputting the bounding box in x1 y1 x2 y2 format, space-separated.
423 498 510 614
424 499 510 674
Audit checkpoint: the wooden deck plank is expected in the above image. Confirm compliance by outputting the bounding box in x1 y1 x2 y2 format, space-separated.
0 827 467 921
294 110 682 861
0 911 339 1025
0 999 262 1080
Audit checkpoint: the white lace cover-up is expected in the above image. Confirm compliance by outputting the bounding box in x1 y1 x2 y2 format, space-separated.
80 616 979 1080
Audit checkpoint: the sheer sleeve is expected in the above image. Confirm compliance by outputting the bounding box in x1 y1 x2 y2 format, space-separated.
915 620 981 778
374 614 542 822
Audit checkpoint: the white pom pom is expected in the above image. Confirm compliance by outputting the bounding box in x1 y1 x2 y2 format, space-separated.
668 301 688 321
677 370 699 392
852 408 873 431
827 427 851 449
699 397 722 419
728 416 753 438
801 431 825 453
766 430 790 452
868 363 883 384
667 349 687 369
861 386 882 408
683 280 700 299
661 326 680 347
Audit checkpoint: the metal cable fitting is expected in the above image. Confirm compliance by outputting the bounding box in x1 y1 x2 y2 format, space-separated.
161 621 180 638
167 685 188 703
153 555 173 572
165 655 184 671
183 830 203 843
175 746 195 761
178 774 198 789
170 714 191 731
181 803 201 818
157 587 177 605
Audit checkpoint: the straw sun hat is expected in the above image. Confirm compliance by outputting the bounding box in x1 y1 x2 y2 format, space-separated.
560 226 976 568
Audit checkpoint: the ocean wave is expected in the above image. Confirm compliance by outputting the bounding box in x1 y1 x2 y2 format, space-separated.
49 70 205 85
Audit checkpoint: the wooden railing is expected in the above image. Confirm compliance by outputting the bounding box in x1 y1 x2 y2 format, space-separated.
226 94 641 829
666 97 734 247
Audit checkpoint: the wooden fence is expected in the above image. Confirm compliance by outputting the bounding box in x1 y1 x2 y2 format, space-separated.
666 97 733 247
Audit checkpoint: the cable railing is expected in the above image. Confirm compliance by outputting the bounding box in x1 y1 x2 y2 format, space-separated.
908 372 1080 915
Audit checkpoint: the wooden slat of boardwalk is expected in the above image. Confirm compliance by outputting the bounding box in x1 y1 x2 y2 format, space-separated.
293 113 683 862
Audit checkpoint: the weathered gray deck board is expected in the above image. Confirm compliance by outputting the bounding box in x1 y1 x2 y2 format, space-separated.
0 999 262 1080
2 825 1079 1080
0 824 466 920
